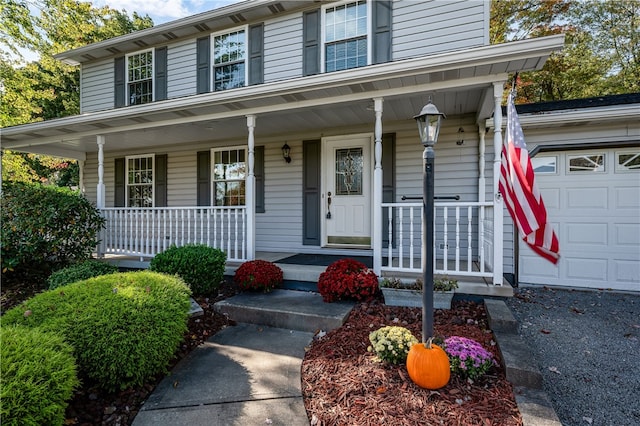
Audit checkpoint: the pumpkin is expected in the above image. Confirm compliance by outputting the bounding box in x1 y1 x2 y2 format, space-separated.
406 338 451 389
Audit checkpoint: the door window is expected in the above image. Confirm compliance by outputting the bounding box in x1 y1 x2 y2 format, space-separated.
335 148 363 195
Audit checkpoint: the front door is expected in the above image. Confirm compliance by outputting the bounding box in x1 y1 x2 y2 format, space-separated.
322 134 373 247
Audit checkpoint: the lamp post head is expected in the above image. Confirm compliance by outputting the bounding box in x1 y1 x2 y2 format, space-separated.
414 100 445 147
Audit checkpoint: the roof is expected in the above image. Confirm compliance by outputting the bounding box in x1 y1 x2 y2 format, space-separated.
515 92 640 114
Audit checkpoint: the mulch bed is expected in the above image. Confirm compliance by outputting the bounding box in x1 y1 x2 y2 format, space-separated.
301 301 521 425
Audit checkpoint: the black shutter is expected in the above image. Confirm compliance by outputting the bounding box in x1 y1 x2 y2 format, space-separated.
155 47 168 101
114 157 125 206
254 146 265 213
155 154 168 207
303 140 321 245
248 23 264 85
382 133 396 248
114 56 125 108
303 9 321 76
372 0 392 64
197 151 211 206
196 36 210 94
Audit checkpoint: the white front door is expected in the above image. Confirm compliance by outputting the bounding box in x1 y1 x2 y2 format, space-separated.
322 135 373 247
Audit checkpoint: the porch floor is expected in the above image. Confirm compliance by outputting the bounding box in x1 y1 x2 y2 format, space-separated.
102 251 512 298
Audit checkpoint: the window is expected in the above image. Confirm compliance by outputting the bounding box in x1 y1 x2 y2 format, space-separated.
126 155 154 207
213 29 246 91
568 153 605 173
127 50 153 105
213 148 246 206
323 1 369 72
531 156 557 174
616 151 640 172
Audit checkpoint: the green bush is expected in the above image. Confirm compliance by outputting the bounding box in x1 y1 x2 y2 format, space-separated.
0 325 79 426
2 271 191 392
149 244 226 296
48 259 118 290
1 181 105 279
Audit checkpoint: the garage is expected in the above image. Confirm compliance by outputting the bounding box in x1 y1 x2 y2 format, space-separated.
518 147 640 291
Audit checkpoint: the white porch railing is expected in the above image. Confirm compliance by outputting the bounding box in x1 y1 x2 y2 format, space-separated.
100 206 247 262
381 201 494 279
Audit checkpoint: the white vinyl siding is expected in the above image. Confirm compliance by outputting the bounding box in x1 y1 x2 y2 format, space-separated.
264 14 303 83
392 0 487 60
168 39 197 98
80 59 114 113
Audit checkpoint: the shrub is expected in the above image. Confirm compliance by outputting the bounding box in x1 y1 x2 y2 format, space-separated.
317 258 379 302
234 260 283 292
1 181 105 279
0 325 79 426
149 244 226 296
48 259 118 290
2 271 191 392
368 326 418 365
443 336 497 381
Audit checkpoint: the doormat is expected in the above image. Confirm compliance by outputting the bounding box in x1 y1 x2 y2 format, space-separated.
276 254 373 268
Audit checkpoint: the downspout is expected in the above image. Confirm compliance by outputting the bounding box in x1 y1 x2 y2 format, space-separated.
491 83 504 286
372 97 383 274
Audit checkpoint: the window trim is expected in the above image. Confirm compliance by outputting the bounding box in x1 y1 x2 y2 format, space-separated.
125 154 155 207
125 49 155 106
531 155 558 175
320 0 372 73
210 25 249 92
615 150 640 173
211 146 248 206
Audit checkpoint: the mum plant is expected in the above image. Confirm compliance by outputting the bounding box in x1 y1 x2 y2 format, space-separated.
234 260 283 292
318 258 379 302
443 336 497 381
368 326 418 365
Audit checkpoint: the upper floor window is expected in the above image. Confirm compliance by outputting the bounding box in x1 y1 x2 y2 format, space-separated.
323 1 369 72
127 50 153 105
213 29 247 91
212 147 246 206
126 154 154 207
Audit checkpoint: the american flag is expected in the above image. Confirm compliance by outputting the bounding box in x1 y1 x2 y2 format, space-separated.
499 93 560 264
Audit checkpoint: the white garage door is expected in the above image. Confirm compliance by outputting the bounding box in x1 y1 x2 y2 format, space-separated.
519 148 640 291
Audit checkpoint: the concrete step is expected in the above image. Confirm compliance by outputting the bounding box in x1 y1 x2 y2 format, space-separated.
214 289 354 333
514 387 563 426
485 298 519 333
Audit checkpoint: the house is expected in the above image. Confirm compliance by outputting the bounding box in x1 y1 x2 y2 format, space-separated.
3 0 633 293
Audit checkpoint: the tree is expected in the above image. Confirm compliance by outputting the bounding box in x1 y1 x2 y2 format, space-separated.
491 0 638 102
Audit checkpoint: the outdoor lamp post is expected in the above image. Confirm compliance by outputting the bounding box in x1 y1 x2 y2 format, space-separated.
414 99 445 343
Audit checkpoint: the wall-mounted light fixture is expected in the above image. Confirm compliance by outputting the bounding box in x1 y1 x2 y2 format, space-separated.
282 143 291 163
456 127 465 145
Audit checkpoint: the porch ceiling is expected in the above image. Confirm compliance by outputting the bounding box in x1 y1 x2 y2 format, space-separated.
1 35 565 160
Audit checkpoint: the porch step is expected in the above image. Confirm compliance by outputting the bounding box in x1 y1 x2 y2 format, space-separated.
213 289 354 333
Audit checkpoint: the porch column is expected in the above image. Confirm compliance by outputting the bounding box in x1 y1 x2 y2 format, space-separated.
79 160 85 195
478 127 486 203
372 97 383 274
96 135 106 258
491 83 504 285
246 115 256 260
0 149 3 196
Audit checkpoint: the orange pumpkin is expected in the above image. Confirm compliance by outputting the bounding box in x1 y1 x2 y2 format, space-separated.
406 338 451 389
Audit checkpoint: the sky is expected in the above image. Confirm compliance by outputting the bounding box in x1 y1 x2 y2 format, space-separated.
92 0 243 24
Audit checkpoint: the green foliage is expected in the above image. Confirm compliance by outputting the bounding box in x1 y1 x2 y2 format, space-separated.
368 326 418 365
0 325 79 426
2 271 191 392
234 260 283 292
0 181 105 279
149 244 226 296
47 259 118 290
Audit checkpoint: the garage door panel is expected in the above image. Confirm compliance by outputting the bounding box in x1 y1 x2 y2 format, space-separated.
615 186 640 209
541 187 561 210
567 223 607 246
567 187 608 210
566 258 608 281
614 260 640 285
615 223 640 246
520 252 560 279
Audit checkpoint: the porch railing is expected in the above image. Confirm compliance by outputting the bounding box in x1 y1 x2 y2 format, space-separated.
381 201 494 278
100 206 247 262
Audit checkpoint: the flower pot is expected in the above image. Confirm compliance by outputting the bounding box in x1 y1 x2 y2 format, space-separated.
381 287 454 310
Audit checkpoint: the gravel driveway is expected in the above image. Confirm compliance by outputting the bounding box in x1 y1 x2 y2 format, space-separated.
505 286 640 426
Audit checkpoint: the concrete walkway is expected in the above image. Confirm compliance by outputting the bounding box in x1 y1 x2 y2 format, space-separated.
132 323 313 426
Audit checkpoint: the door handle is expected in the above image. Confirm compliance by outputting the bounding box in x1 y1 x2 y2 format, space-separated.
326 191 332 219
